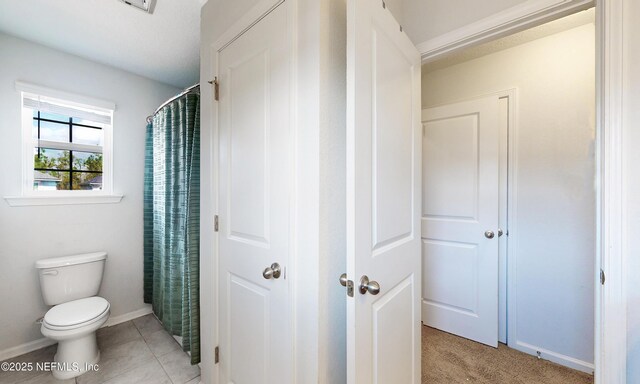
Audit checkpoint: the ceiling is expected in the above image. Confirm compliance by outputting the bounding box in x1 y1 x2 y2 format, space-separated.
423 7 595 73
0 0 203 88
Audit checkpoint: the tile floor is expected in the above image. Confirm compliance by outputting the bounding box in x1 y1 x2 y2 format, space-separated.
0 314 200 384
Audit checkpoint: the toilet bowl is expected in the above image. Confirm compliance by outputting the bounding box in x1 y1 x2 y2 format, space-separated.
41 297 110 379
35 253 110 380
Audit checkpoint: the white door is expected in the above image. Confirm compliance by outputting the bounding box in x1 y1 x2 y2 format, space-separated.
346 0 422 383
421 96 500 347
217 3 292 384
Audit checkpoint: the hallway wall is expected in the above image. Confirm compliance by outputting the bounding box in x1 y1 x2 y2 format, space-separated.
423 22 596 370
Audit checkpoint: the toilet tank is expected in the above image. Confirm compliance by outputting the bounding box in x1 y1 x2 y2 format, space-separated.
35 252 107 306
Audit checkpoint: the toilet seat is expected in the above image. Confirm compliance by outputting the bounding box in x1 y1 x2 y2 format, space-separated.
43 296 110 331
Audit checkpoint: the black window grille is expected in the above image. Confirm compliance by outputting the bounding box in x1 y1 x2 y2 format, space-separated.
33 112 104 190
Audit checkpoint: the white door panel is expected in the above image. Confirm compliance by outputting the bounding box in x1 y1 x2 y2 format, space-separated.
347 0 422 383
421 96 500 348
228 275 269 384
227 51 270 245
422 114 479 220
217 4 292 384
372 276 415 384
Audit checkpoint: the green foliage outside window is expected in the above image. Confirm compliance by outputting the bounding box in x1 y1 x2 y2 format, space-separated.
35 149 103 190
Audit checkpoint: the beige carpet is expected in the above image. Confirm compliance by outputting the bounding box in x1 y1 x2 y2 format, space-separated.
422 326 593 384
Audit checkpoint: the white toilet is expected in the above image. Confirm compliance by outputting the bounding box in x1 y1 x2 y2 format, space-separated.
35 252 110 380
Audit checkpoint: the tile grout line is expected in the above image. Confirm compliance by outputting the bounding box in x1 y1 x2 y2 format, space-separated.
138 317 182 384
149 334 199 383
154 353 175 384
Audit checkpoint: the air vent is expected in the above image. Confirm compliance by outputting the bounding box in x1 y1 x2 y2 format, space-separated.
119 0 155 14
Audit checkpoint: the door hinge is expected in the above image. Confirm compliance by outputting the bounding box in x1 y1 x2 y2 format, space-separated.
214 215 219 232
215 346 219 364
600 269 606 285
208 77 219 101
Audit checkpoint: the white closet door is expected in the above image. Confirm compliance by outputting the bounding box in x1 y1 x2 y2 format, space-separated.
421 96 500 347
217 3 293 384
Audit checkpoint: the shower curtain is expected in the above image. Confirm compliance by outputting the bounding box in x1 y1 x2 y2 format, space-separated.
143 92 200 364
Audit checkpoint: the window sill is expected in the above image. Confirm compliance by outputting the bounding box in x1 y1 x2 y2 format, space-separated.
3 194 124 207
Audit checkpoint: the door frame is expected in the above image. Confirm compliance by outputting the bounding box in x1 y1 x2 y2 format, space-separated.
417 0 626 382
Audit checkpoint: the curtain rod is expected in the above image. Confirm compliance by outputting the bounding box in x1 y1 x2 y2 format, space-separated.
146 83 200 124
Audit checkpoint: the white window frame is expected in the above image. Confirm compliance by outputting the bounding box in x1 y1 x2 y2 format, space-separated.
4 82 123 206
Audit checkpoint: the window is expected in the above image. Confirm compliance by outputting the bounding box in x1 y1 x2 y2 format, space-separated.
31 110 105 191
13 82 118 203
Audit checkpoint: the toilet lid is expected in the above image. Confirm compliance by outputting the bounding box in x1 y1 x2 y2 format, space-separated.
44 296 110 327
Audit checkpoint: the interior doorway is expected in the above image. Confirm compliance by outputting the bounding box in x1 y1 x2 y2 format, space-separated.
421 93 505 348
420 7 596 382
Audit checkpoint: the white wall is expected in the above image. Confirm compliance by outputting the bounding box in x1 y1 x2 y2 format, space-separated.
318 0 347 382
402 0 528 44
423 23 595 368
0 33 179 355
623 0 640 380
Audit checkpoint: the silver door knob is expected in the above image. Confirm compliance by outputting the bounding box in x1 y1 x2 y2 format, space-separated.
340 273 348 287
263 263 281 279
359 275 381 295
484 230 495 239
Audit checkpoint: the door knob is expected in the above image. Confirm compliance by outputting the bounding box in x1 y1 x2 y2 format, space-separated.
263 263 281 279
340 273 348 287
359 275 381 295
484 230 495 239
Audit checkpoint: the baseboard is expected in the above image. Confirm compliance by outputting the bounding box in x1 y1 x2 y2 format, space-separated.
103 305 153 327
0 305 153 362
0 337 57 362
513 340 595 374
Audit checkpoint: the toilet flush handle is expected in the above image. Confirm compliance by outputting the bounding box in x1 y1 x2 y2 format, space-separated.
41 270 58 276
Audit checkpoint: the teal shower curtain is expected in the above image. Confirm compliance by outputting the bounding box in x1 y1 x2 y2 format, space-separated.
143 92 200 364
